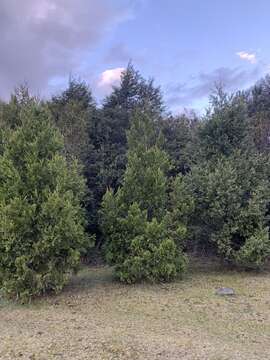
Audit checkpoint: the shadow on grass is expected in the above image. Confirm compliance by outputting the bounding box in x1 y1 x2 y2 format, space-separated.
66 265 116 291
188 255 270 279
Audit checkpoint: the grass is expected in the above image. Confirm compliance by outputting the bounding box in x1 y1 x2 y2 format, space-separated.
0 258 270 359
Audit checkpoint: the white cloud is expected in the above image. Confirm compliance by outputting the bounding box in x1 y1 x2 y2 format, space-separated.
98 67 125 90
237 51 257 64
31 0 57 21
0 0 133 99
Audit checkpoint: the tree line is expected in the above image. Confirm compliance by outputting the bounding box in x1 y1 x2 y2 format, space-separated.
1 64 270 301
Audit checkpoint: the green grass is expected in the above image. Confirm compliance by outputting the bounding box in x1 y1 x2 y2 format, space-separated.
0 258 270 359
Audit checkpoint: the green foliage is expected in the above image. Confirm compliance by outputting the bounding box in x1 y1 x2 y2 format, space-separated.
115 207 186 284
101 197 187 283
1 85 37 129
48 67 164 238
168 175 195 248
2 66 270 298
184 152 270 267
100 112 187 283
89 64 164 241
234 227 270 268
104 62 164 117
0 86 39 156
248 74 270 115
199 88 252 161
247 75 270 153
0 103 92 301
49 77 95 164
48 78 103 234
121 112 170 220
161 114 199 175
101 63 164 190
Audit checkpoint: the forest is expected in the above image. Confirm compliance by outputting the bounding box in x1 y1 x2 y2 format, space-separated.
1 64 270 302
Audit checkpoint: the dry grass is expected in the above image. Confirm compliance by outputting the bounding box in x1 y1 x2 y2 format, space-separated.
1 258 270 359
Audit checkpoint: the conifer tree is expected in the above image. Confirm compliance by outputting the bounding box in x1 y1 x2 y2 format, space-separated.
101 63 164 190
100 111 186 283
0 102 92 301
184 152 270 267
49 78 101 234
199 88 252 161
49 77 96 164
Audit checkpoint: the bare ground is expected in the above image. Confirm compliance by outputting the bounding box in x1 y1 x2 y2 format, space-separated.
1 259 270 360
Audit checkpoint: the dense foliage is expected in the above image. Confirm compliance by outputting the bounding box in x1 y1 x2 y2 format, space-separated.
178 87 270 267
1 65 270 300
184 153 270 267
100 112 187 282
94 64 164 233
0 102 92 301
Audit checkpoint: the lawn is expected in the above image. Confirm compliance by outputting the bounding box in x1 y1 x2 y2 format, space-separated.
0 258 269 360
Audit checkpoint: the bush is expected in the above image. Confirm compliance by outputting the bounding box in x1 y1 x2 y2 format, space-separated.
101 195 186 283
100 112 187 283
184 152 270 268
0 103 93 301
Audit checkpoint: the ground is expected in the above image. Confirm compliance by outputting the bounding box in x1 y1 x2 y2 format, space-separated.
0 259 270 360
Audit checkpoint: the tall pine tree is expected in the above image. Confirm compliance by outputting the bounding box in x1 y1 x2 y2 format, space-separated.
100 63 164 190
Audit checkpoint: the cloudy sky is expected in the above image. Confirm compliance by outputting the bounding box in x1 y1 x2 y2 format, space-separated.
0 0 269 112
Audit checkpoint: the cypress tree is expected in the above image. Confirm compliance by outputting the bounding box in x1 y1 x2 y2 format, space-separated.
0 102 92 301
100 111 186 283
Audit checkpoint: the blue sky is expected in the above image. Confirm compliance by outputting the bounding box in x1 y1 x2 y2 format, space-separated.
0 0 269 113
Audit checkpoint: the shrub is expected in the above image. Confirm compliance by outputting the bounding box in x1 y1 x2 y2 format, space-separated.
100 112 187 283
184 152 270 268
101 196 186 283
0 103 93 301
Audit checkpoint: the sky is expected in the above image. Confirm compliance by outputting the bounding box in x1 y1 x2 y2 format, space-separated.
0 0 270 113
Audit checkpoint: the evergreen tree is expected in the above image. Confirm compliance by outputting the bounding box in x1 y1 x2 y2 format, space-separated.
184 152 270 267
247 75 270 153
0 101 5 156
0 84 37 131
0 85 38 156
100 111 186 283
248 74 270 115
100 63 164 190
87 64 164 243
161 113 199 176
49 77 96 164
120 111 169 220
49 78 101 234
199 88 252 161
0 102 92 301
